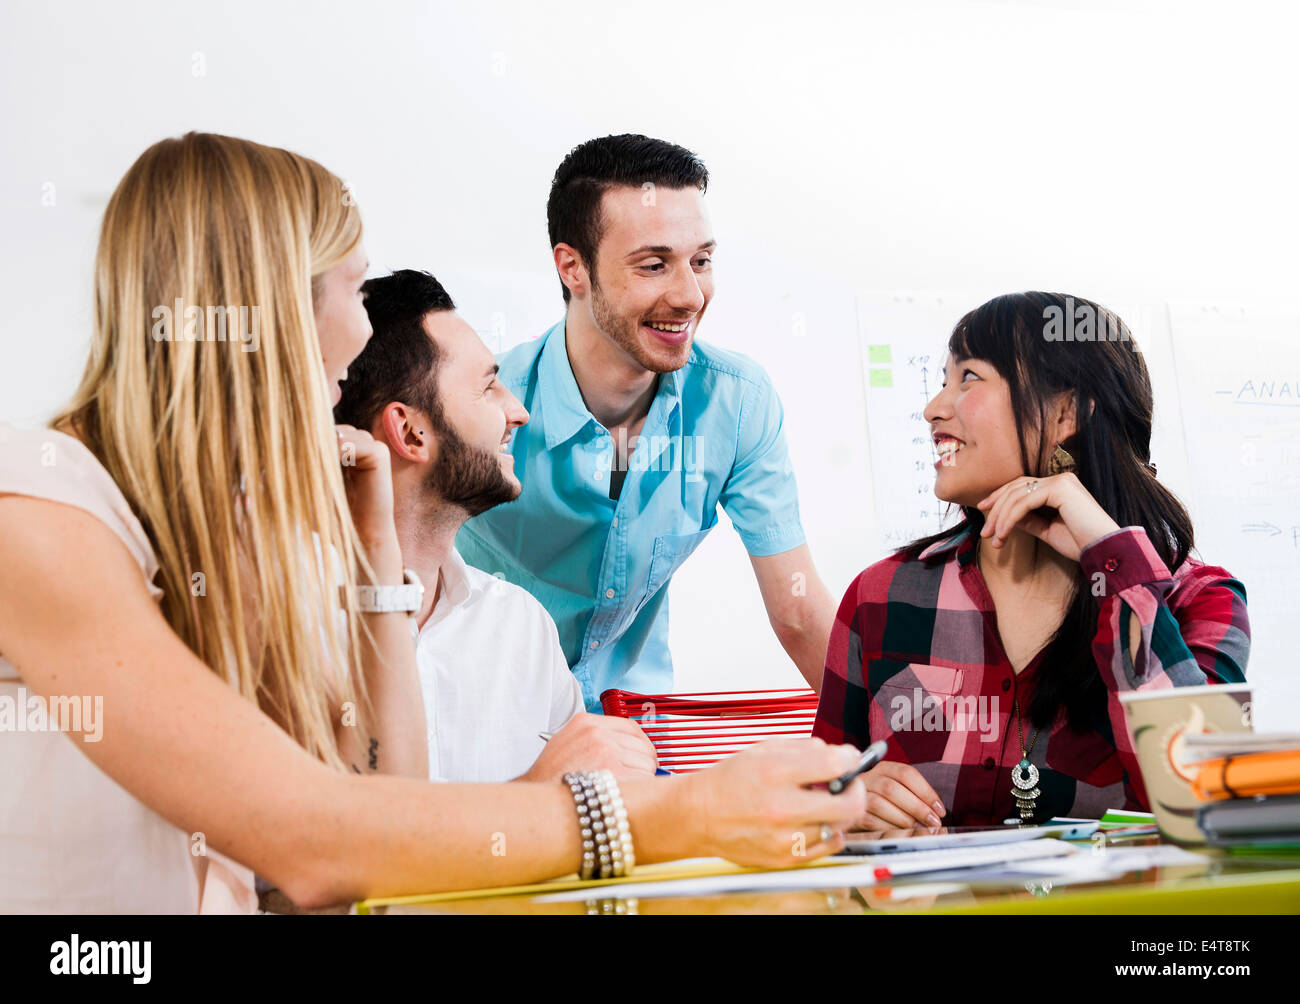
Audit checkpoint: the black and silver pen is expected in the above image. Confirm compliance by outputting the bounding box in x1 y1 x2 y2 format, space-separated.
828 739 889 794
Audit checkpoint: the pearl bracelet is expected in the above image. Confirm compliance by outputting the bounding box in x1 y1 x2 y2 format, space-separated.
594 769 636 878
563 770 636 880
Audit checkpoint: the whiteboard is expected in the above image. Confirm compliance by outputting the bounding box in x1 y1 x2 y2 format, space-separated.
1167 301 1300 730
857 292 964 552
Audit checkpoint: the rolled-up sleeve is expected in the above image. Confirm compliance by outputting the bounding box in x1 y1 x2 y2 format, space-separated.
1084 526 1250 692
1083 525 1250 809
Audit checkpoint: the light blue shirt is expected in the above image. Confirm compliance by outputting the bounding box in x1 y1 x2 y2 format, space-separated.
457 319 806 711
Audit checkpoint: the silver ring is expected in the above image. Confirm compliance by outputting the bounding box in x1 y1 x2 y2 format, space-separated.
1025 481 1040 495
819 823 834 843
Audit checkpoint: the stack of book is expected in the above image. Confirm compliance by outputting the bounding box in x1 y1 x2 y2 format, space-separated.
1181 733 1300 849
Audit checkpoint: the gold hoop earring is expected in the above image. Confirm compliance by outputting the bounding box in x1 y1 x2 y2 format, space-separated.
1048 445 1076 475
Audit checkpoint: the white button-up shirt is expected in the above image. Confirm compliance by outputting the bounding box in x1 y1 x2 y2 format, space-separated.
417 548 584 782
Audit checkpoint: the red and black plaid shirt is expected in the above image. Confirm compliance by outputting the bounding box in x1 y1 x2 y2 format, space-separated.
812 526 1250 824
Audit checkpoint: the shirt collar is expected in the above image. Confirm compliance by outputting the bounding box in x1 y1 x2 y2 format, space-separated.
442 547 478 603
918 523 977 566
538 320 597 450
419 547 478 635
537 319 686 451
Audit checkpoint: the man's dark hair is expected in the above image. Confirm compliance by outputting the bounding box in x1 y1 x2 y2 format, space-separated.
334 269 455 432
546 133 709 303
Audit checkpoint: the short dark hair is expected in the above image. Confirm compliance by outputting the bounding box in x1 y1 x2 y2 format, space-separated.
333 269 455 432
546 133 709 303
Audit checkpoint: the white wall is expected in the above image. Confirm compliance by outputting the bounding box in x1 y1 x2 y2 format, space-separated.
1 1 1296 706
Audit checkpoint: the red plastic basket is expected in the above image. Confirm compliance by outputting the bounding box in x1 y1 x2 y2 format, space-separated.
600 687 819 773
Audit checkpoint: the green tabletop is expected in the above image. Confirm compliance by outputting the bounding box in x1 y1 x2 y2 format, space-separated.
363 838 1300 915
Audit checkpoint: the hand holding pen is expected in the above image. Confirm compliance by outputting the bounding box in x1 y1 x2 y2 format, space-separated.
837 746 948 830
540 729 672 775
517 712 659 781
828 739 890 793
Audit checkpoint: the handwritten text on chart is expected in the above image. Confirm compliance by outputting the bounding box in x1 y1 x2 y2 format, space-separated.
1215 379 1300 406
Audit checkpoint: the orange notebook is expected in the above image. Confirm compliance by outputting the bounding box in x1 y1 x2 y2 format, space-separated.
1193 749 1300 801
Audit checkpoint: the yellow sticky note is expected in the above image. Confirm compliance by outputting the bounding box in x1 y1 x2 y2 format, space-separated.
869 369 893 388
868 345 892 364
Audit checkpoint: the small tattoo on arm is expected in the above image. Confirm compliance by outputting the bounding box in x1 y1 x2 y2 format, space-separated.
368 737 379 771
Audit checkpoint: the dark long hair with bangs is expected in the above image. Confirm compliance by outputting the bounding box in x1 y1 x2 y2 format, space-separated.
903 292 1195 731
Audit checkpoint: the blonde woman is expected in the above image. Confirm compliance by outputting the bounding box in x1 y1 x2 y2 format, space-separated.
0 133 867 913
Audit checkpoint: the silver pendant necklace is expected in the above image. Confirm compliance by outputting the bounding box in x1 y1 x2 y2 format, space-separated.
1011 698 1042 825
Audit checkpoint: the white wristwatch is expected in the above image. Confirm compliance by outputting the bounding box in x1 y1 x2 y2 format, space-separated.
351 568 424 617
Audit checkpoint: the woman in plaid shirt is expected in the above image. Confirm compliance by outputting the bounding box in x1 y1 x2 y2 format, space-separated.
813 292 1250 828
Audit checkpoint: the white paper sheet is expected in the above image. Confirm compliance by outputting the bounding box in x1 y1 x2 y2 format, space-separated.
535 839 1076 902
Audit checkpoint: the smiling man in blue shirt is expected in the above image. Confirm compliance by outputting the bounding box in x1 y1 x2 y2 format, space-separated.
457 134 836 711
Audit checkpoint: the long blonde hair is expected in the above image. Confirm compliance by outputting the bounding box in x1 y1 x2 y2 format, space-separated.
54 132 372 769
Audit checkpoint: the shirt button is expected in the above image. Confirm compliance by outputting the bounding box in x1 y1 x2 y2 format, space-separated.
1001 679 1011 692
1104 557 1120 572
611 518 619 528
605 588 615 599
589 640 600 650
983 757 995 770
594 470 603 481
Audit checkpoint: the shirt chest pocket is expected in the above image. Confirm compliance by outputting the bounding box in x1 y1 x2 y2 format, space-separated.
633 528 713 616
870 661 967 737
870 660 964 697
